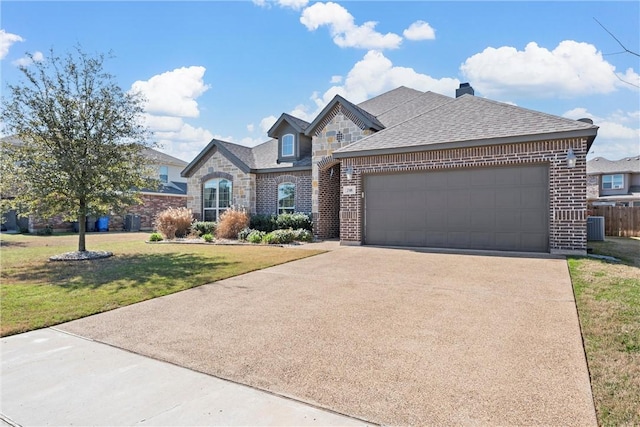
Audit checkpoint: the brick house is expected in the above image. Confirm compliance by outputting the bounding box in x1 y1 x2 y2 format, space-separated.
586 156 640 207
182 84 598 254
1 139 188 233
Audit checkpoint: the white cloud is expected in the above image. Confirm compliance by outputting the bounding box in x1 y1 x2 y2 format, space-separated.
461 40 638 98
0 30 24 60
403 20 436 41
247 123 255 133
11 51 44 67
131 66 210 118
300 2 402 50
563 107 640 160
315 50 459 106
154 122 214 163
260 115 278 133
252 0 267 7
277 0 308 10
330 75 343 84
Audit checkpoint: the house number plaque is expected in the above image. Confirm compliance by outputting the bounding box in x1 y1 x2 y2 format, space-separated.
343 185 357 195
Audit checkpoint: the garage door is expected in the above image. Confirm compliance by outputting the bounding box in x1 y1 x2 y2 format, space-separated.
364 164 549 252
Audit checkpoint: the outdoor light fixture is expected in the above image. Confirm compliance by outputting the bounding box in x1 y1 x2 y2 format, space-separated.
344 165 354 180
566 148 577 168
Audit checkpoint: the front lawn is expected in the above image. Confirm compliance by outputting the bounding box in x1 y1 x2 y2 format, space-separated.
0 232 323 336
569 237 640 427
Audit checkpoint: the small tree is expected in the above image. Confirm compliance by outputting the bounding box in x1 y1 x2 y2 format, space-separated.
1 47 157 252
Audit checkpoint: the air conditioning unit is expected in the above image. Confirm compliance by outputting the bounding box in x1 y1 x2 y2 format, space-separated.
587 216 605 241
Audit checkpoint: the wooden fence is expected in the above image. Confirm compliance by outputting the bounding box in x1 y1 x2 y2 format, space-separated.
590 206 640 237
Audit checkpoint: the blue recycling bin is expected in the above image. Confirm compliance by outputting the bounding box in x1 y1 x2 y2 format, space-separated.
97 216 109 232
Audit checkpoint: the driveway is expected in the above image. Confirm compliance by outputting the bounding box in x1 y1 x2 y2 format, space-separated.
27 245 598 425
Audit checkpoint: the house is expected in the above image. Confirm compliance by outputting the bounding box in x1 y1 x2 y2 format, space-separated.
587 156 640 207
182 84 598 254
0 137 188 232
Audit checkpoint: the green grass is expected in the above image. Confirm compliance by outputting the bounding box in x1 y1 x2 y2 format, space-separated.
569 237 640 427
0 232 324 336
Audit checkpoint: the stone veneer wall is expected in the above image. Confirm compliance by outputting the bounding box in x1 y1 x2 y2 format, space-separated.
185 148 255 219
311 106 374 237
255 171 312 215
586 175 599 201
339 138 589 255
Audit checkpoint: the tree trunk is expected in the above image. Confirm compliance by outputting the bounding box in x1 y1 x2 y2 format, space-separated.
78 200 87 252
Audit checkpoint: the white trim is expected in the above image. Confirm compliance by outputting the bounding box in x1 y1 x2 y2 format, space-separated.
281 134 295 157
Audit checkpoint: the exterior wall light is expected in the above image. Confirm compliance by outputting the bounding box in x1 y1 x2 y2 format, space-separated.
344 165 354 180
566 148 577 168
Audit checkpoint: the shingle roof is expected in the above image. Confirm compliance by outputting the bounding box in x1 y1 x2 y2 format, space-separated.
357 86 424 116
375 91 453 127
250 139 312 171
267 113 310 138
587 156 640 175
305 95 385 136
142 148 188 166
335 94 599 157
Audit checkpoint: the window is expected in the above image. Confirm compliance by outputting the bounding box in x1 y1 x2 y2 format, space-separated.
203 178 232 221
281 134 294 157
602 174 624 190
159 166 169 183
278 182 295 214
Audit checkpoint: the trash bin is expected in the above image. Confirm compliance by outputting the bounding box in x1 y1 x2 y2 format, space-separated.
86 217 97 232
124 214 141 232
97 216 109 232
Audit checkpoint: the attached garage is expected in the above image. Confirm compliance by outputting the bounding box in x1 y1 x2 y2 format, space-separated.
363 164 549 252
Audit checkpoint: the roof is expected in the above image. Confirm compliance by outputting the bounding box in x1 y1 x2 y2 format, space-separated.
181 138 312 177
587 156 640 175
267 113 310 138
334 94 599 158
374 91 453 127
357 86 424 116
305 95 385 137
142 181 188 196
142 148 188 167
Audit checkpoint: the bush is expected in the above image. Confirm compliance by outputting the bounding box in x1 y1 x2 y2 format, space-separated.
247 230 266 244
237 227 253 241
250 214 278 232
263 228 296 245
276 213 313 231
292 228 313 242
216 208 249 239
153 207 193 240
192 221 216 236
202 233 214 242
149 232 163 242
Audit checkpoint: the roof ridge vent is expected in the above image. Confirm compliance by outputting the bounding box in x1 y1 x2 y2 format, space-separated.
577 117 594 124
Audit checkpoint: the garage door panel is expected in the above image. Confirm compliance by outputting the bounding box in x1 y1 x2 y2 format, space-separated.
364 164 548 252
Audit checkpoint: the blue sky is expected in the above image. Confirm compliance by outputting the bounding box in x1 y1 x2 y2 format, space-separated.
1 1 638 163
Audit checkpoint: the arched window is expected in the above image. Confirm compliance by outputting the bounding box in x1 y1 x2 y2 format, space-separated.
203 178 232 221
278 182 295 215
281 134 294 157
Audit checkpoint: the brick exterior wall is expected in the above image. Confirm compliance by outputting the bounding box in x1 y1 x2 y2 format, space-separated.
185 148 255 219
311 106 374 237
255 171 312 215
339 138 589 255
28 193 186 233
317 164 341 239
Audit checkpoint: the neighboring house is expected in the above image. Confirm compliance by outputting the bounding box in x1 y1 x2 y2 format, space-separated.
587 156 640 207
1 137 188 232
182 84 598 254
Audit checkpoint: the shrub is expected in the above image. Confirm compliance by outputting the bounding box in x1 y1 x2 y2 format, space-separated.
216 208 249 239
263 228 296 245
276 213 313 231
202 233 214 243
153 207 193 240
292 228 313 242
237 227 253 241
149 232 163 242
250 214 278 232
247 230 266 244
192 221 216 236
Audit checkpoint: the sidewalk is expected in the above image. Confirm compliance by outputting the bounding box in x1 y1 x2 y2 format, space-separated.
0 328 368 426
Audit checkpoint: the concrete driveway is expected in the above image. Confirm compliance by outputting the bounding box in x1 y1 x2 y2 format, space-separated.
5 245 596 426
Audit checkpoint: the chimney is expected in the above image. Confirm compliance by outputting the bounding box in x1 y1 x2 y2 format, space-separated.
456 82 474 98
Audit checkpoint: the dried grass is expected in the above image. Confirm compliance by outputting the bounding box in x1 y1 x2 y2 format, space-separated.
216 208 249 239
154 207 193 240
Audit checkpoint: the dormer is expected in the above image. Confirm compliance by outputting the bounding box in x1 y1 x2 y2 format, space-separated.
267 113 312 163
